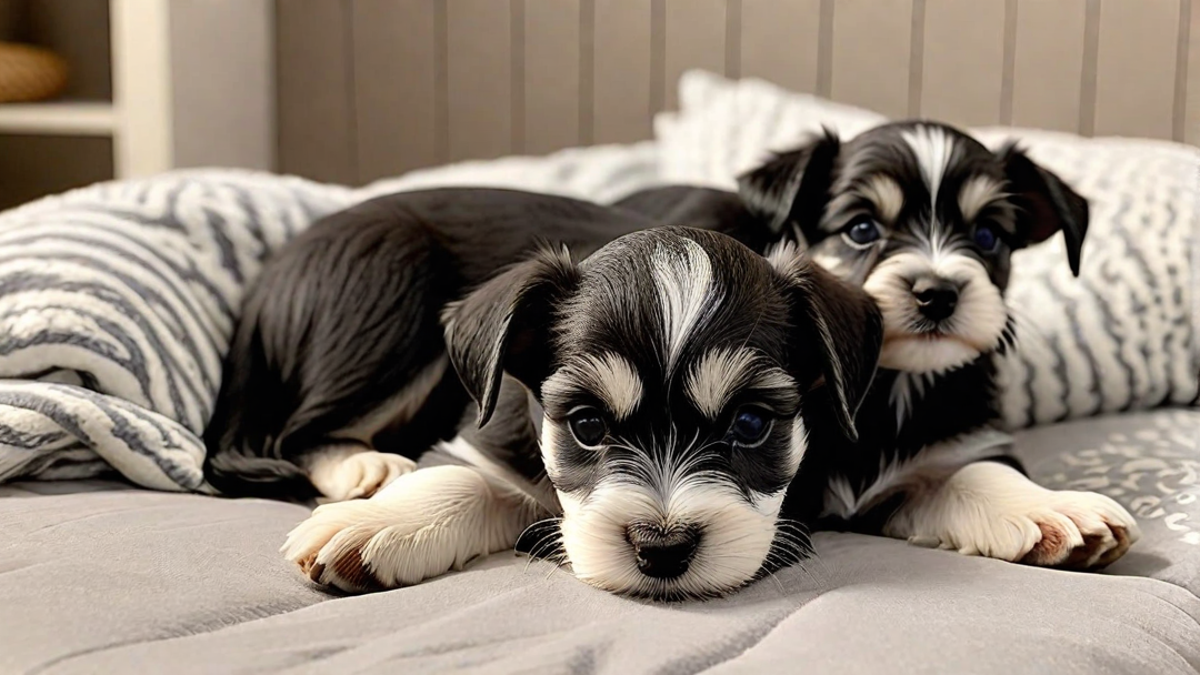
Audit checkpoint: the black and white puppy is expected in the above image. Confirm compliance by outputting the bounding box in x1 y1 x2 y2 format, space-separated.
280 227 881 599
697 120 1138 568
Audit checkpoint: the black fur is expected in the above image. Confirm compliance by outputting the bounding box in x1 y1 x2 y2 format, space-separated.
611 185 778 251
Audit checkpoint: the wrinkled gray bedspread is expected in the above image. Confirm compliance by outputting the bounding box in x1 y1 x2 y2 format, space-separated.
2 410 1198 675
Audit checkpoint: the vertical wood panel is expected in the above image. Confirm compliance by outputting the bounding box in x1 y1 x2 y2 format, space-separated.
446 0 512 161
511 0 526 152
829 0 913 118
663 0 726 110
725 0 742 79
524 0 582 154
1010 0 1087 134
579 0 596 145
1188 0 1200 144
908 0 925 117
740 0 821 94
276 0 356 183
920 0 1007 126
1172 0 1191 141
592 0 653 144
998 0 1017 124
170 0 275 171
1078 0 1100 135
1094 0 1179 140
352 0 437 181
816 0 834 97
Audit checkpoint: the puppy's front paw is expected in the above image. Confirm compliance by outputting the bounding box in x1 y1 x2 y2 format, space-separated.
917 489 1142 570
281 465 523 593
1016 491 1140 569
308 449 416 502
900 463 1141 570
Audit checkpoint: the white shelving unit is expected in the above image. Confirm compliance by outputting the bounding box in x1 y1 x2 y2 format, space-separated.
0 0 274 180
0 102 116 136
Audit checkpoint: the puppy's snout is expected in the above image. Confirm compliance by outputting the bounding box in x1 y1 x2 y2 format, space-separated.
913 278 959 322
625 522 701 579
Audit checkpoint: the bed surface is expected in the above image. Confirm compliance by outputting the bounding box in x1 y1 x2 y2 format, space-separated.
3 410 1197 675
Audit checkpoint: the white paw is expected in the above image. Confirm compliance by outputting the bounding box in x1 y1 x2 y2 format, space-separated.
309 450 416 502
901 463 1141 570
911 489 1141 569
1013 490 1141 569
281 465 521 593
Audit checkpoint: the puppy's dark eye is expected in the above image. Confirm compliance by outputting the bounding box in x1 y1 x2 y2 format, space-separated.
728 407 773 446
973 225 1000 253
568 407 607 447
842 219 882 248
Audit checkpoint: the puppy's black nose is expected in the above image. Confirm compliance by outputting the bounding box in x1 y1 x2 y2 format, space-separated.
914 279 959 322
625 522 700 579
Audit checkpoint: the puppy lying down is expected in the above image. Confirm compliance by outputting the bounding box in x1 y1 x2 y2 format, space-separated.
280 227 882 598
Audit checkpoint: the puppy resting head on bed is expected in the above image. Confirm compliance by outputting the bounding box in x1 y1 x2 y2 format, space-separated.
443 228 881 599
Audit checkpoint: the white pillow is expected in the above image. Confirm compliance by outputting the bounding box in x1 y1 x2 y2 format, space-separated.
655 70 885 189
656 70 1200 429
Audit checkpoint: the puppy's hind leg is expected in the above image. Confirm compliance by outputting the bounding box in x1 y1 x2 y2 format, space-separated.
885 461 1141 570
302 442 416 504
281 464 546 593
296 355 459 503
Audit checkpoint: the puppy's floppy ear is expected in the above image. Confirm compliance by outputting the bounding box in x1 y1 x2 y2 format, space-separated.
736 128 841 240
443 245 579 427
770 243 882 442
998 142 1090 276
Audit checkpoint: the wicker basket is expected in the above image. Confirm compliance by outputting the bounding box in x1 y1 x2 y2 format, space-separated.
0 41 68 103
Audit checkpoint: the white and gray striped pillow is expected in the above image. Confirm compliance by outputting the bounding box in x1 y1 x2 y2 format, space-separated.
656 70 1200 429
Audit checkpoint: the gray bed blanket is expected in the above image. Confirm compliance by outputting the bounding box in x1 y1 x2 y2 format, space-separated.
2 410 1197 675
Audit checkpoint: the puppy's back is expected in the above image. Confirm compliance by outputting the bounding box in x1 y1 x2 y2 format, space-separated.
613 185 775 252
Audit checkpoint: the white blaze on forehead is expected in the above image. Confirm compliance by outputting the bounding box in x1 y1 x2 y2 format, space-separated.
652 238 715 370
685 347 795 419
957 175 1009 224
543 352 644 421
901 125 956 210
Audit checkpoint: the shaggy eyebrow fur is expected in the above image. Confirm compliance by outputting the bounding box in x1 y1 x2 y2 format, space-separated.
958 175 1013 230
821 173 905 232
685 347 797 419
542 352 645 420
857 174 905 225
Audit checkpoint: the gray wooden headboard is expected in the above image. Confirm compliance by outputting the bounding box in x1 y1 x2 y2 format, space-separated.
276 0 1200 186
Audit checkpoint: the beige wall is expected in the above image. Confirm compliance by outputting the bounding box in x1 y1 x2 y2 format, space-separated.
276 0 1200 186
